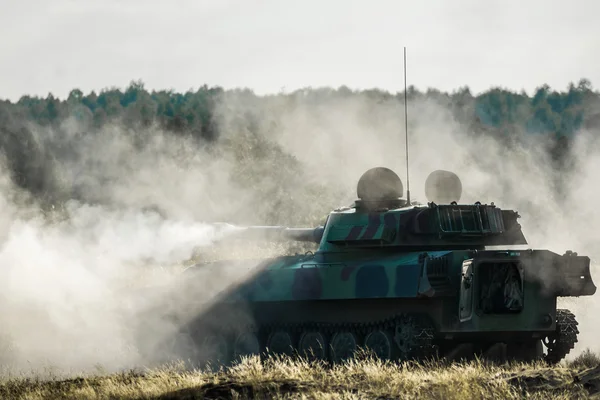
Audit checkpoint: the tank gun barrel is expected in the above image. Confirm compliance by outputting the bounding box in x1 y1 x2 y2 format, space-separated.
217 224 325 244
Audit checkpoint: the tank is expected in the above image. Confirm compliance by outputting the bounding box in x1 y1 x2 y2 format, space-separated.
159 167 596 367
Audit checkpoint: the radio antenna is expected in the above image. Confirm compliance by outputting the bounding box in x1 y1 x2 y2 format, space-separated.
403 47 411 205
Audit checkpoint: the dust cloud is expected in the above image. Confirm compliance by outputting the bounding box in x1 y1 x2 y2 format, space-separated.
0 87 598 378
0 120 262 377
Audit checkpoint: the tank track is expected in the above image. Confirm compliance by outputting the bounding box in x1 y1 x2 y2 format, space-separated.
182 312 438 367
543 309 579 364
258 312 439 363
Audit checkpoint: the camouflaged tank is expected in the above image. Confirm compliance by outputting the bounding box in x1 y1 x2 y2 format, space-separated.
173 167 597 367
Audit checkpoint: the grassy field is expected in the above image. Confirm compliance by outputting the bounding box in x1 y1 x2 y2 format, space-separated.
2 350 600 400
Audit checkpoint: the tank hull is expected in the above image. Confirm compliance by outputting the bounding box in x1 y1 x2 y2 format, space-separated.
161 247 593 367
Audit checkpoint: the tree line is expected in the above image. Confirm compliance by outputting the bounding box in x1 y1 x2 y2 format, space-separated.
0 78 598 215
4 78 598 138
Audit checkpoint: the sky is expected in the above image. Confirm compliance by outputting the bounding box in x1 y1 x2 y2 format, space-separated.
1 0 600 101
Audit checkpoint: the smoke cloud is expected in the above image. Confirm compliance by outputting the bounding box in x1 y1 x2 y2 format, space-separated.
0 119 269 377
0 87 597 378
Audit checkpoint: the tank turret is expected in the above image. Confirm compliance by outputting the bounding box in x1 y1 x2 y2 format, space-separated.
213 167 526 250
320 167 527 251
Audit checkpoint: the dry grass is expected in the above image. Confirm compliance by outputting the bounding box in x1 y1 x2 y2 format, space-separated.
2 351 600 400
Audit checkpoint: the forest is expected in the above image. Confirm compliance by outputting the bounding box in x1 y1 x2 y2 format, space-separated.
0 78 598 225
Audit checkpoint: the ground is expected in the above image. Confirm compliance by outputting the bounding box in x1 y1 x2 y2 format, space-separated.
2 350 600 400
